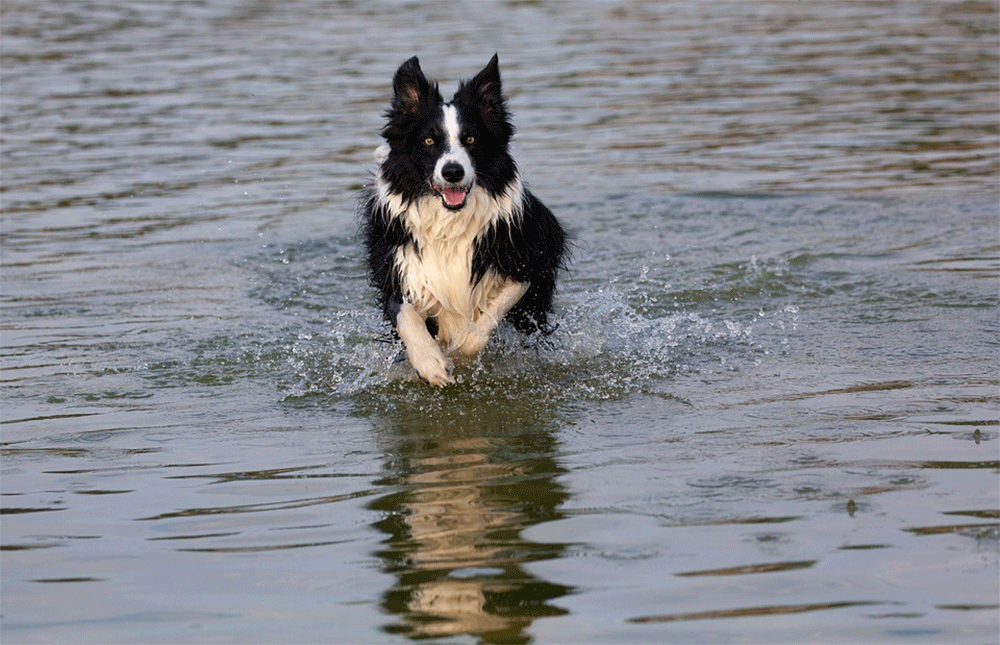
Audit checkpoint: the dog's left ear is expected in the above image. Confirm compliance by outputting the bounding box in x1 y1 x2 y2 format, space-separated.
457 54 514 140
469 53 503 110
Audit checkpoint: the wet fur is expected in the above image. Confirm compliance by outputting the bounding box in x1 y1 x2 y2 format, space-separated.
360 55 566 386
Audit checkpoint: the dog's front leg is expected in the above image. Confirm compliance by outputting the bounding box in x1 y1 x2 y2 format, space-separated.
457 280 530 356
396 301 453 386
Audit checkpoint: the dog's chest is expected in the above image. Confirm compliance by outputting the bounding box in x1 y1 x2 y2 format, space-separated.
393 190 502 321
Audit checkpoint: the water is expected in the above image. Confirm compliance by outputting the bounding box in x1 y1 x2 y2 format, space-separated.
2 1 998 643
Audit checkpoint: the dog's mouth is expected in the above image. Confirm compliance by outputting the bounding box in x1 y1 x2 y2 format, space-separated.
432 183 471 210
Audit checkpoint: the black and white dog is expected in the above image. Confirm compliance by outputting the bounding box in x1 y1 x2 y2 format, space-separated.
361 55 567 386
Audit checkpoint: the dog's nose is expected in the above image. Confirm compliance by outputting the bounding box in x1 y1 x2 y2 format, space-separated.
441 162 465 184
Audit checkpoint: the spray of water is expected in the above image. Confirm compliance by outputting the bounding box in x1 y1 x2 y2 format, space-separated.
276 276 794 406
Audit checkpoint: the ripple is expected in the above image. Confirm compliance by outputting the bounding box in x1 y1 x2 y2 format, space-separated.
628 600 884 624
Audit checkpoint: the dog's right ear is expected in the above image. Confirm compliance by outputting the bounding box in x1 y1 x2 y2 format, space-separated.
392 56 435 115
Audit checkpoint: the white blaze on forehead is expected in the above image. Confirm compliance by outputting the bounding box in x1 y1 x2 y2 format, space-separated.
434 104 474 187
442 104 463 152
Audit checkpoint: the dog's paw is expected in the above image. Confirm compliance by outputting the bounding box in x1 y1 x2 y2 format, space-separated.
408 343 453 387
455 313 498 356
455 328 490 356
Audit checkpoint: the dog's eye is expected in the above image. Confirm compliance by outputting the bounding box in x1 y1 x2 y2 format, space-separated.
424 137 434 146
465 136 475 145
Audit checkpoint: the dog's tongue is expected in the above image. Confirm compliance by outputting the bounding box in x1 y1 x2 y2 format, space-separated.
441 187 467 207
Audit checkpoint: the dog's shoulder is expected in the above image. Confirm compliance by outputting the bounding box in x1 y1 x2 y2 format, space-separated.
472 188 566 281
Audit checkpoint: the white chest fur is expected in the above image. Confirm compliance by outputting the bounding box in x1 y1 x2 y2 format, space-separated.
375 175 525 351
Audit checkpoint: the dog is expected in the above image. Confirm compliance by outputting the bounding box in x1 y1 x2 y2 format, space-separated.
360 54 567 386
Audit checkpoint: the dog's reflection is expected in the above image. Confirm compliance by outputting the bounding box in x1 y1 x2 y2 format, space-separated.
368 410 572 642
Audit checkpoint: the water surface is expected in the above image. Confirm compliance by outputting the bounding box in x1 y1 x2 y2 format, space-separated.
2 1 998 643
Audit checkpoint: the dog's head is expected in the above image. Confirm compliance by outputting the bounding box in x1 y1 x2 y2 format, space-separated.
379 55 516 210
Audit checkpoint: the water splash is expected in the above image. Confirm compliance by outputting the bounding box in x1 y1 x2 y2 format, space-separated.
275 280 784 406
133 238 801 414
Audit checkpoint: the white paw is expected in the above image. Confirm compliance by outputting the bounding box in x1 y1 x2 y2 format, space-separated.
455 312 499 356
456 327 490 355
408 342 453 387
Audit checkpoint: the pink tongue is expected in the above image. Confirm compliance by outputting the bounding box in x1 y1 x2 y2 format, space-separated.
441 187 466 206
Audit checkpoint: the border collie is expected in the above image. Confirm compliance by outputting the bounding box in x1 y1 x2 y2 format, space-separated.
360 55 567 386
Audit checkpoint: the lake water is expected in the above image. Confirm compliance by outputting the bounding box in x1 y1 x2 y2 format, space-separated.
2 1 998 643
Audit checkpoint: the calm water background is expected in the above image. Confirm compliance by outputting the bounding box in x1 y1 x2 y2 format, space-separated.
2 1 998 643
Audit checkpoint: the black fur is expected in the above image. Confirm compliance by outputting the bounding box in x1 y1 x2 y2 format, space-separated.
360 55 567 338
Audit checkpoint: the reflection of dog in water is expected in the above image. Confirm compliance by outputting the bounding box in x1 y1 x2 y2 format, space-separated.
369 415 571 639
360 55 567 386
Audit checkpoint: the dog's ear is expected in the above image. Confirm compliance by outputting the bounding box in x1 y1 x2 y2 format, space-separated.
467 53 504 116
391 56 436 115
458 53 515 140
